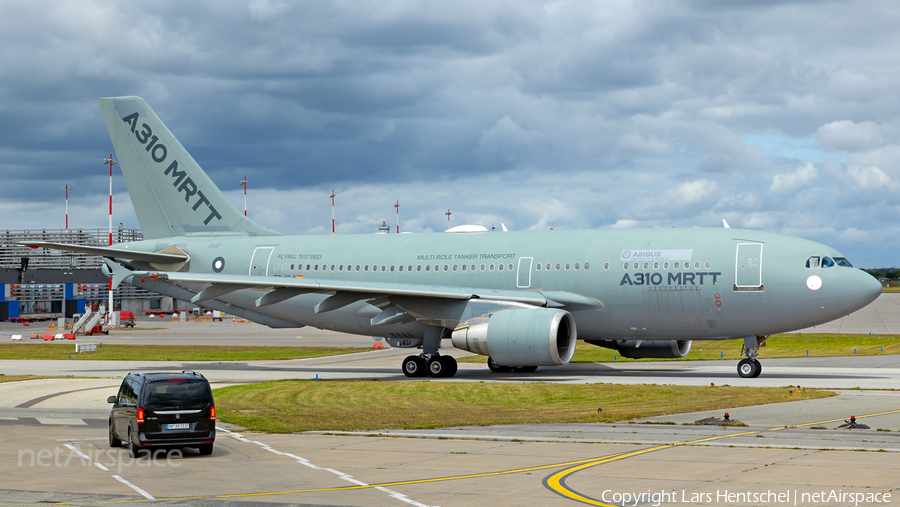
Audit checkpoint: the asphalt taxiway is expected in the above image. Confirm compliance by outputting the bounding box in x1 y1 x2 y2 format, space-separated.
0 296 898 505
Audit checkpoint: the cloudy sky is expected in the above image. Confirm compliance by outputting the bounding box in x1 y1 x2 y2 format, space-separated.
1 0 899 266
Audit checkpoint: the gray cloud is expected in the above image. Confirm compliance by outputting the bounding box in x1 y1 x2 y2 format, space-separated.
2 0 900 265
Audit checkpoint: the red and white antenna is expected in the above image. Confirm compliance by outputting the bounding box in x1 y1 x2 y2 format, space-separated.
239 177 248 216
330 190 336 234
394 200 400 233
102 155 117 315
63 184 71 229
445 209 452 223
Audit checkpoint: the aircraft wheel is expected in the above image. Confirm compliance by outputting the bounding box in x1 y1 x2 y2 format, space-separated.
427 356 445 377
403 355 426 377
487 357 512 373
440 355 458 377
751 359 762 378
516 366 538 373
737 358 758 378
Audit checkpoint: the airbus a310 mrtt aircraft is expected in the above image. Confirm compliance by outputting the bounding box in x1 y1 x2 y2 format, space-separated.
23 96 882 379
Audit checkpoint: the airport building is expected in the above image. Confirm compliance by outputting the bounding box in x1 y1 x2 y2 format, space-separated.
0 228 191 321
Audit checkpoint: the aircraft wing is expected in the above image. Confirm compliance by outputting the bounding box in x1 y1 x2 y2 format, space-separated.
19 241 188 264
115 265 602 313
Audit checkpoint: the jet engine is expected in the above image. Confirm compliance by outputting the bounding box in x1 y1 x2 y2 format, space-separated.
586 339 692 359
450 308 576 366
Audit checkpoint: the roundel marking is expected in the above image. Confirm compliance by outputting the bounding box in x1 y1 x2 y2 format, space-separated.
622 251 632 259
212 256 225 273
806 275 822 291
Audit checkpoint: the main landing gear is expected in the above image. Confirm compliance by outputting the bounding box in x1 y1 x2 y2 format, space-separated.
737 335 766 378
402 354 458 378
487 357 538 373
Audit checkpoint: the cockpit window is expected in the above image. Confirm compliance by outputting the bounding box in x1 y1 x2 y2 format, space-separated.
805 256 820 268
821 257 835 268
834 257 853 267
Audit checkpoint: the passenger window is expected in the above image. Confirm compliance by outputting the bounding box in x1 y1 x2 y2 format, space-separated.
471 264 476 271
652 262 659 270
461 264 467 271
643 262 649 270
663 262 669 270
425 265 431 271
705 261 711 269
834 257 853 267
694 261 700 269
536 263 542 271
821 257 835 268
417 265 422 272
489 264 495 271
633 262 639 270
498 264 504 271
481 264 486 271
408 265 413 272
623 262 629 270
356 265 360 271
574 263 580 270
556 263 562 271
508 263 513 271
452 264 458 272
673 262 679 269
806 256 820 268
565 263 571 271
390 265 395 272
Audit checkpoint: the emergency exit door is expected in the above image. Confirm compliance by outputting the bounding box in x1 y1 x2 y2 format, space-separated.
249 247 275 276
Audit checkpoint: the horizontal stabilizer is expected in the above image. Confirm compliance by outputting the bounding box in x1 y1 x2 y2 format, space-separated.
20 241 188 264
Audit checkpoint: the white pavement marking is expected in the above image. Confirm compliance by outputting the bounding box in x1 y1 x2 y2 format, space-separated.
94 462 110 472
112 475 156 500
63 443 91 460
219 428 436 507
37 418 87 425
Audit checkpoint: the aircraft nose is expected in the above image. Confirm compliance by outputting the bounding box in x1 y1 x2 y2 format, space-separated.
861 271 884 303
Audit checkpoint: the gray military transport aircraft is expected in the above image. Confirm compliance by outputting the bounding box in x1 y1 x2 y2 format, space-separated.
22 96 883 379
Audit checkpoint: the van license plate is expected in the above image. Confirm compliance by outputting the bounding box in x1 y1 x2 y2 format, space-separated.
166 423 189 430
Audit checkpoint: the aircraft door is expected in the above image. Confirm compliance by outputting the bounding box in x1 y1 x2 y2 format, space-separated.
517 257 533 288
734 243 763 291
249 247 275 276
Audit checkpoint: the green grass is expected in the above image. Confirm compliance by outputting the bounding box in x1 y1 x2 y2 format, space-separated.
0 374 56 383
0 343 371 361
213 380 833 433
456 333 900 363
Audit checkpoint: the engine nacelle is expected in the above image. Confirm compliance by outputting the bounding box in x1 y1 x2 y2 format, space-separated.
586 339 692 359
451 308 576 366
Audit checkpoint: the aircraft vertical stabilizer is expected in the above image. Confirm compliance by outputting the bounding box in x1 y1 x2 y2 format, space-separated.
98 96 279 239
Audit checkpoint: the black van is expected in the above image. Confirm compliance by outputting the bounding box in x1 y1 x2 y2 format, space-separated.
108 371 216 457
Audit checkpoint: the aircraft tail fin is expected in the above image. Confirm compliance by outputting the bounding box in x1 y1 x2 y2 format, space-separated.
98 96 279 239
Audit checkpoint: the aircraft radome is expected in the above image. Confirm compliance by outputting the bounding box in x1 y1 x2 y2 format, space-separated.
22 96 883 379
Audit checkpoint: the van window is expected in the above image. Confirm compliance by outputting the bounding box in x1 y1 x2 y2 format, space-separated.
143 380 212 411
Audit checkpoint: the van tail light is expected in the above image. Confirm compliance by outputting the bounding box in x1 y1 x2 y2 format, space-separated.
137 407 145 424
210 405 216 421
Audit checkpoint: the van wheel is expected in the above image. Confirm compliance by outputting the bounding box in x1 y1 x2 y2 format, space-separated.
198 444 213 456
127 429 138 458
109 421 122 448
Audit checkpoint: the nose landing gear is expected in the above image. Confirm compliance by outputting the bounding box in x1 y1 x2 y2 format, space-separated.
737 335 767 378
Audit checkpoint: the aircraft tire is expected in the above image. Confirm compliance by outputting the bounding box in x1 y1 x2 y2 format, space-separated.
439 355 458 377
516 366 538 373
737 358 758 378
403 355 426 377
751 359 762 378
427 356 444 377
487 357 512 373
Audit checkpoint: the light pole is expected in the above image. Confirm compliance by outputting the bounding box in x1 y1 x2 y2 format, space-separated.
394 201 400 234
63 184 71 229
239 177 248 216
102 156 117 315
330 190 336 234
